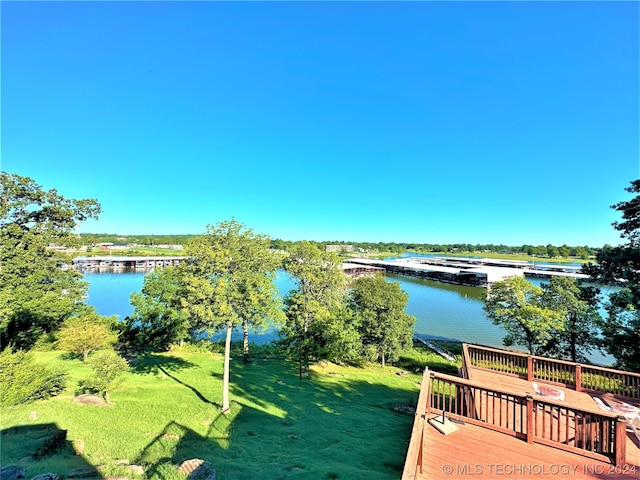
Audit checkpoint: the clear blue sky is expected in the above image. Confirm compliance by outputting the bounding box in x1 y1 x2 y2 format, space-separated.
2 2 638 247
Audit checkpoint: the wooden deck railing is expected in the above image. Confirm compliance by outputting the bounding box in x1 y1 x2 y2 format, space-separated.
464 344 640 401
401 367 431 480
428 371 627 465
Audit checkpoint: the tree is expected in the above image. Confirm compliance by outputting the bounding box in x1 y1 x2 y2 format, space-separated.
0 172 101 350
281 242 348 379
126 266 192 350
538 277 602 363
350 275 415 367
182 219 282 413
81 350 129 405
57 309 117 362
584 179 640 371
484 276 564 355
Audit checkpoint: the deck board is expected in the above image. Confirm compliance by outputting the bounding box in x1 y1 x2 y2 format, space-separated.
417 365 640 480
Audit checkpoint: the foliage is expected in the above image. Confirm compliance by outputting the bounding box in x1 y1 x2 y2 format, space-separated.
483 276 564 355
79 350 129 404
538 277 602 363
0 349 67 406
584 179 640 371
125 266 193 350
0 172 101 350
182 219 282 412
350 275 416 367
1 349 421 480
56 308 118 362
280 241 348 377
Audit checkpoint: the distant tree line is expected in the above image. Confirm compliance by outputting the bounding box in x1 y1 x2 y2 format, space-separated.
81 233 600 260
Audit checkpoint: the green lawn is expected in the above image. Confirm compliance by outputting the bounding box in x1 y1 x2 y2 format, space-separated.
1 347 455 479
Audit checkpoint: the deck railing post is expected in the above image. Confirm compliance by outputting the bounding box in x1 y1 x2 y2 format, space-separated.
527 356 533 382
575 364 582 392
614 416 627 466
526 394 534 444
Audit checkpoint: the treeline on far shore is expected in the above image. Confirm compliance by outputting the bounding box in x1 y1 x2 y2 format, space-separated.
79 233 600 260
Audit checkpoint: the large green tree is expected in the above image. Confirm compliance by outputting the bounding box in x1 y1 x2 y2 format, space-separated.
584 179 640 371
0 173 101 349
57 308 118 362
538 277 602 363
182 219 281 413
126 266 193 350
484 276 564 355
281 242 348 379
350 275 415 367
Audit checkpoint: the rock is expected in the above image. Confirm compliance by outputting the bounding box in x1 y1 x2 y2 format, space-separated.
115 459 130 466
0 465 27 479
67 466 99 478
73 439 85 455
29 410 37 420
73 394 107 406
396 370 408 376
178 459 216 480
30 474 61 480
126 465 144 476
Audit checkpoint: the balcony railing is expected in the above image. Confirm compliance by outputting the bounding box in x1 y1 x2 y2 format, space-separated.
401 367 628 479
463 344 640 401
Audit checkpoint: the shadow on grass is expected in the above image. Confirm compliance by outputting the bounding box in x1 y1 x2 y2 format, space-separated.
227 358 421 477
130 351 198 375
157 365 217 406
131 357 419 479
0 423 102 479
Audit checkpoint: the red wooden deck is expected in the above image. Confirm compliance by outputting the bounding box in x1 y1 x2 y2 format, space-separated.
417 366 640 480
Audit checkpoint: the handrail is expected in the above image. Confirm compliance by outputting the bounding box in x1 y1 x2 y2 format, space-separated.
428 371 626 465
465 344 640 401
401 367 431 480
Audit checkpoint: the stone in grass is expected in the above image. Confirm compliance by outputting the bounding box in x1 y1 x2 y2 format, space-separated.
178 459 217 480
0 465 27 479
66 466 100 478
72 394 107 406
30 474 61 480
126 465 144 476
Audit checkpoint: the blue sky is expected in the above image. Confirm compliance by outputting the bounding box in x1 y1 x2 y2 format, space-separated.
2 2 638 247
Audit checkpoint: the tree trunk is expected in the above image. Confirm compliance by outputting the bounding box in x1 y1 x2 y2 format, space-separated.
243 319 250 364
83 349 89 363
222 323 232 414
381 351 386 368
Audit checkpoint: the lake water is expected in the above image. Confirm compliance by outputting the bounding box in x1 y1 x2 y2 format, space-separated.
83 261 614 365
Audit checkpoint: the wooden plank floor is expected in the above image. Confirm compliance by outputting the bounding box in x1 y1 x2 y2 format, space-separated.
421 418 640 480
418 366 640 480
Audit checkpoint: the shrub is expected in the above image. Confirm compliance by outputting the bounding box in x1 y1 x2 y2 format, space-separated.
0 349 67 406
78 350 129 404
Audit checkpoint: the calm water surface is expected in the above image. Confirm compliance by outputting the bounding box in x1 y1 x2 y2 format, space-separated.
83 262 613 365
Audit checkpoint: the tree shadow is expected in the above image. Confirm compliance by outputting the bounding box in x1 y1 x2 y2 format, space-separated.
0 423 103 479
157 365 217 406
129 351 198 375
128 357 420 479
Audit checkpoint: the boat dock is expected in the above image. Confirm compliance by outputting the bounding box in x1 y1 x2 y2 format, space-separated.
346 256 588 287
72 256 186 272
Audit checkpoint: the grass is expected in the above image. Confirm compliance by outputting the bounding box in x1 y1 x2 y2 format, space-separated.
1 346 457 480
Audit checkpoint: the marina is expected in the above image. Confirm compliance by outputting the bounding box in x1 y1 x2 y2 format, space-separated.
73 256 186 271
347 256 588 287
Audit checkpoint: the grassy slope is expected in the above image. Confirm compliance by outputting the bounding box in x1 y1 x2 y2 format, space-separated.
1 347 458 480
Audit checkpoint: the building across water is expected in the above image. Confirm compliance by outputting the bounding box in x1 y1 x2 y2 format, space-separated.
346 256 587 287
72 256 186 271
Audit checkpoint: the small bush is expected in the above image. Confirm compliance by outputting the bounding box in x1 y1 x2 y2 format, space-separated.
0 349 67 406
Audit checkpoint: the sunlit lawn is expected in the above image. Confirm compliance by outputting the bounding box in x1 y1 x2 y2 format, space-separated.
1 346 456 479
